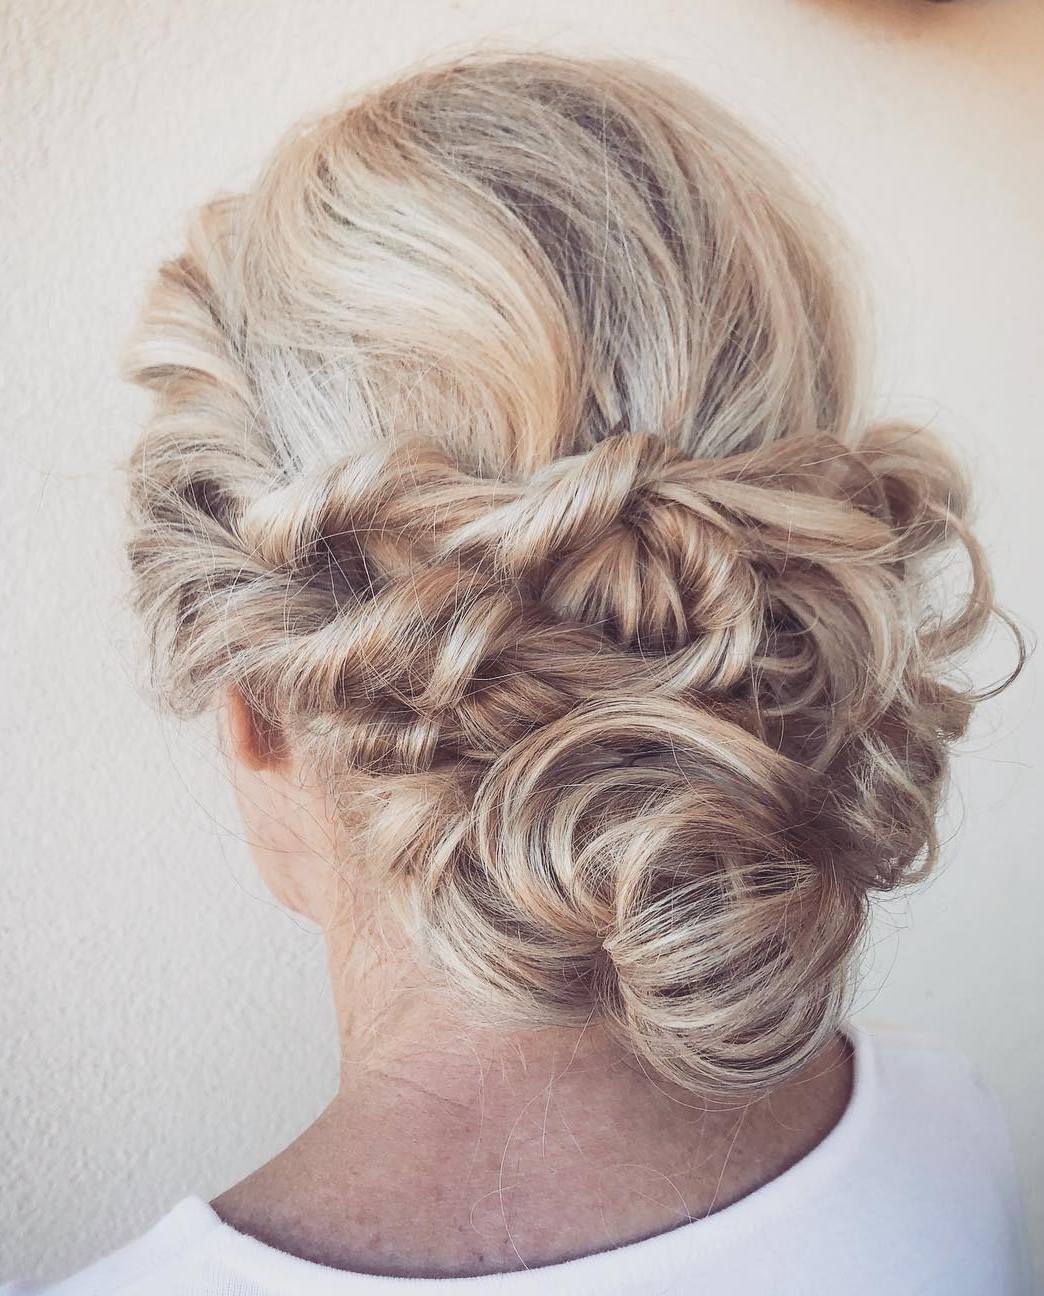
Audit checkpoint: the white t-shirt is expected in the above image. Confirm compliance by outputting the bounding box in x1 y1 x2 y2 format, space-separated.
3 1023 1034 1295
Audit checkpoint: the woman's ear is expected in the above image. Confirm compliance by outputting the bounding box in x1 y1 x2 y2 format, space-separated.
220 687 332 922
223 686 289 773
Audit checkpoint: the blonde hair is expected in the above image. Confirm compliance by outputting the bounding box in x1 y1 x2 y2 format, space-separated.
122 52 1020 1096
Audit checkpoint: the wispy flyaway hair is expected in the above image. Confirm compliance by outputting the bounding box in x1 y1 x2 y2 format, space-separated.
122 52 1021 1096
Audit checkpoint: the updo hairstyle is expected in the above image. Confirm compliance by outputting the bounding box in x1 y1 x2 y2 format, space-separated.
123 53 1019 1095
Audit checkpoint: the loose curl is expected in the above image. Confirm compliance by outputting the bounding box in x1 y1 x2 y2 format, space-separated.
122 52 1021 1095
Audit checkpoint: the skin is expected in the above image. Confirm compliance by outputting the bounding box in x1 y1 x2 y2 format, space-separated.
211 687 854 1277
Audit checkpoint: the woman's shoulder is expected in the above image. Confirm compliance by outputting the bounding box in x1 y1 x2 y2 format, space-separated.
854 1020 1018 1156
856 1019 1013 1132
0 1199 222 1296
851 1020 1028 1226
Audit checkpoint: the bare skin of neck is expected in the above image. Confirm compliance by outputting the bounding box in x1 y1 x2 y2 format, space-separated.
211 691 854 1277
211 925 853 1277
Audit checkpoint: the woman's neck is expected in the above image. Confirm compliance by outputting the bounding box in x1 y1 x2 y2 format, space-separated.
212 947 853 1276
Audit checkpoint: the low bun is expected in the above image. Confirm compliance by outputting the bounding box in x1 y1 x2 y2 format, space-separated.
122 52 1022 1096
397 696 861 1094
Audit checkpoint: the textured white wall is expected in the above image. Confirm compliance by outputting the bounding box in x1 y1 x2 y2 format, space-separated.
2 0 1041 1282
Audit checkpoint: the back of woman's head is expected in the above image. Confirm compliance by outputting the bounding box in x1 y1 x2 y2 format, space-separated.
123 51 1018 1096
